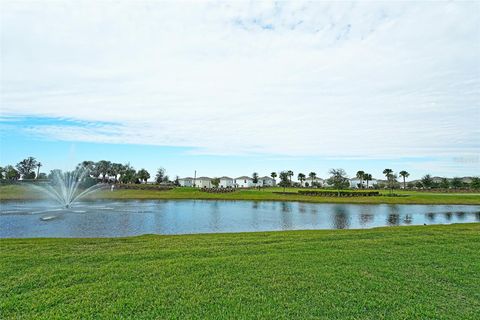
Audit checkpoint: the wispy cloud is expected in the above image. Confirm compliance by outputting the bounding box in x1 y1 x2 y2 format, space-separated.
1 1 479 160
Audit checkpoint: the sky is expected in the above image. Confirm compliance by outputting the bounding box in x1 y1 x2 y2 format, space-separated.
0 1 479 180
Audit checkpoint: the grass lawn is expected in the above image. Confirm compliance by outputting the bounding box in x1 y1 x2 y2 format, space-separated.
1 224 479 319
2 184 480 205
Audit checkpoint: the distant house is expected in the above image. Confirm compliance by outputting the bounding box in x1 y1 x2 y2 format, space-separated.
260 176 276 187
219 176 234 188
302 177 324 187
196 177 212 188
235 176 255 188
349 178 378 189
178 177 194 187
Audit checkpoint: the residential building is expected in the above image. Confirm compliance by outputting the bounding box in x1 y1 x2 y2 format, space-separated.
235 176 255 188
260 176 276 187
219 176 234 188
196 177 212 188
178 177 194 187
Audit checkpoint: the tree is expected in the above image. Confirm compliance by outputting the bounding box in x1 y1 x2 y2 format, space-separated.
211 177 220 188
287 170 294 184
356 171 365 189
36 162 42 180
120 164 136 184
451 177 462 190
327 168 349 195
270 172 277 182
96 160 112 182
155 168 166 184
364 173 372 188
110 163 123 183
16 157 38 179
440 178 450 190
297 173 306 186
471 177 480 190
252 172 259 186
399 170 409 189
383 169 396 193
0 166 4 180
308 172 317 187
137 169 150 183
278 171 290 192
77 161 96 178
4 165 20 180
421 174 433 189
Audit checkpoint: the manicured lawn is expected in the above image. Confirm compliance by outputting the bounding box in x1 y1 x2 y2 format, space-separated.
2 184 480 205
1 224 479 319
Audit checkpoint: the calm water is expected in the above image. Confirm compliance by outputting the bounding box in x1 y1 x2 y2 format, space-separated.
1 200 479 238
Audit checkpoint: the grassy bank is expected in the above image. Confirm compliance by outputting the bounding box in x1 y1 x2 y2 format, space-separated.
1 224 479 319
2 184 480 204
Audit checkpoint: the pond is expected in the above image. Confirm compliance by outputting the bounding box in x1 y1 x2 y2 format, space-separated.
1 200 479 238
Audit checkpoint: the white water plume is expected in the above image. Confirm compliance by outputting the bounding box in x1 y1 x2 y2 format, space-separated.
30 168 106 208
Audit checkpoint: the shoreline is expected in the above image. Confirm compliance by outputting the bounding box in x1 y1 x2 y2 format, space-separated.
1 185 480 205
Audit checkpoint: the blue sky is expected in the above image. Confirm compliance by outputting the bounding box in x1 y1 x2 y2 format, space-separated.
1 1 479 180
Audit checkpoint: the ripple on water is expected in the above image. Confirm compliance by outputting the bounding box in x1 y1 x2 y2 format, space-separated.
40 215 57 221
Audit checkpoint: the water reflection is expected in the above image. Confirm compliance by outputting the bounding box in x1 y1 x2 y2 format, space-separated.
1 200 479 238
332 205 350 229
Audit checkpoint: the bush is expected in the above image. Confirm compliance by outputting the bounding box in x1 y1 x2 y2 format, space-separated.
298 190 380 197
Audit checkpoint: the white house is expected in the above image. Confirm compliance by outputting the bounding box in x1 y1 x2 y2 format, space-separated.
260 176 276 187
219 176 234 188
178 177 194 187
235 176 255 188
349 178 378 189
302 177 324 187
195 177 212 188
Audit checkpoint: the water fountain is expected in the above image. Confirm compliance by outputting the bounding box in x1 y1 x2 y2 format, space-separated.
30 168 106 209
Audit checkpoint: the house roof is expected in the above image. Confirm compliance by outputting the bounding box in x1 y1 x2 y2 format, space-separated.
179 177 193 180
260 176 274 180
219 176 233 180
197 177 211 180
235 176 253 180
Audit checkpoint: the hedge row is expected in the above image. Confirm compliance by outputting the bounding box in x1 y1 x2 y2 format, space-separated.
200 188 237 193
298 190 380 197
114 184 173 191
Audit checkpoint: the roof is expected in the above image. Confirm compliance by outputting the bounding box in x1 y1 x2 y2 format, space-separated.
219 176 233 180
260 176 274 180
197 176 212 180
235 176 253 180
179 177 193 180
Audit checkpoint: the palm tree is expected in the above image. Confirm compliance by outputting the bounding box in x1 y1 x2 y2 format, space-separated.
137 169 150 184
252 172 259 187
36 162 42 180
287 170 294 184
308 172 317 187
270 172 277 182
96 160 112 182
364 173 372 188
399 170 409 189
297 173 306 187
356 170 365 189
383 169 395 193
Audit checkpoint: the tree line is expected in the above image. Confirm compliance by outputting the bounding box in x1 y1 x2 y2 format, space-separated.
0 157 176 185
1 157 479 190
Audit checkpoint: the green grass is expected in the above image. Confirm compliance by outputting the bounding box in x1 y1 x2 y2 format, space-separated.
2 184 480 205
1 224 479 319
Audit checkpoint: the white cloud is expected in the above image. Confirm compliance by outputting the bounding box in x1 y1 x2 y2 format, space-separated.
1 1 479 158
